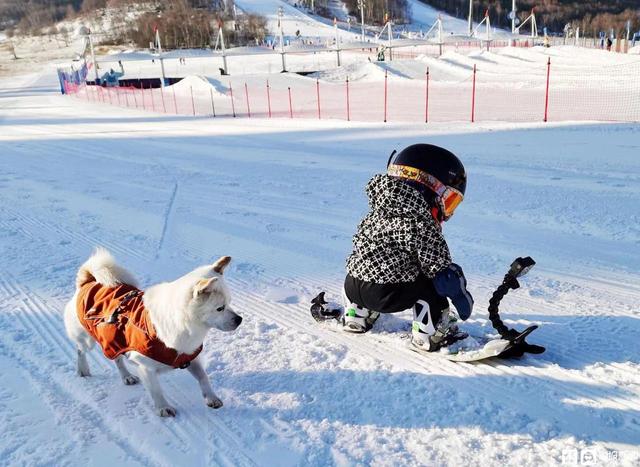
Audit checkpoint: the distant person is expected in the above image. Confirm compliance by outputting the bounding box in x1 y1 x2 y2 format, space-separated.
607 37 613 51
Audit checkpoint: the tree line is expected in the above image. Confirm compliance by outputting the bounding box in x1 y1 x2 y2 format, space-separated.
0 0 267 49
342 0 410 25
420 0 640 36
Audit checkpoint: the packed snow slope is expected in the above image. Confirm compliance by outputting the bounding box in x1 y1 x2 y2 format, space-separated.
1 71 640 466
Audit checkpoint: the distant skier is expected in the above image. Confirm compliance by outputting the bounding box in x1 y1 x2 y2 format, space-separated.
313 144 474 353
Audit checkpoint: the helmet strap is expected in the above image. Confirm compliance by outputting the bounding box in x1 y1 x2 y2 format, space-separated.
386 149 397 168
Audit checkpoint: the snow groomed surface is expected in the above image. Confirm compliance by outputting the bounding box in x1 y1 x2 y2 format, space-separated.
1 67 640 465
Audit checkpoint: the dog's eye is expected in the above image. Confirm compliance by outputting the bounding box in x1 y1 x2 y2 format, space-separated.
216 306 225 312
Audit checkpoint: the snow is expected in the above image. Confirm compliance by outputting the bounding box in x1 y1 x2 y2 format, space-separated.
1 7 640 466
404 0 471 34
235 0 360 40
1 67 640 466
169 75 228 97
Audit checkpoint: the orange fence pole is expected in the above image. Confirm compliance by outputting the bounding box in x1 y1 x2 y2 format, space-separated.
544 57 551 122
471 64 477 123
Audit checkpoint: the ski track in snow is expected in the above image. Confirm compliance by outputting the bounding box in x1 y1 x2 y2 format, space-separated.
1 70 640 466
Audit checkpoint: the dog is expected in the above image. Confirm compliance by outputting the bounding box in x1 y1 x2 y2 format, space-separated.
64 248 242 417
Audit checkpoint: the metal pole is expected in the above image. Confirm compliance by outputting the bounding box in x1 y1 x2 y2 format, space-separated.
486 12 491 51
219 28 228 75
511 0 516 34
87 31 100 84
359 0 365 42
438 17 443 56
210 87 216 117
468 0 473 36
335 19 341 67
387 22 393 61
278 7 287 72
288 86 293 118
156 28 166 87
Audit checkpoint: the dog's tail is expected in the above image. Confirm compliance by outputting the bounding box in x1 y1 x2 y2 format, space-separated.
76 247 138 289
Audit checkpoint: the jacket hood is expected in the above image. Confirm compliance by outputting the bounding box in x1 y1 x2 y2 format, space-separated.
365 174 431 218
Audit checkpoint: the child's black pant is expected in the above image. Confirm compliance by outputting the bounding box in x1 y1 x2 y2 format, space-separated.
344 273 449 324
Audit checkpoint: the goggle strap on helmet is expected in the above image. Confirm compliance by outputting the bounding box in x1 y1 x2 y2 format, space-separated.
388 163 464 220
388 164 448 197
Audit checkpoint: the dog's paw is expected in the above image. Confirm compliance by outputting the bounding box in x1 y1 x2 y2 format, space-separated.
206 396 223 409
122 375 139 385
158 406 177 417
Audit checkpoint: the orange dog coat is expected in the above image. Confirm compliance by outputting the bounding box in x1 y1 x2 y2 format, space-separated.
76 281 202 368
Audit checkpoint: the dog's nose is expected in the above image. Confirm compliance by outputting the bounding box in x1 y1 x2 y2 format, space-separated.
233 315 243 326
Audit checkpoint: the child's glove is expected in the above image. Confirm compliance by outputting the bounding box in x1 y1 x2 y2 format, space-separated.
433 264 473 320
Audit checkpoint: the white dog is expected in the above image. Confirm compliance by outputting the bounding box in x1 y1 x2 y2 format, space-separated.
64 248 242 417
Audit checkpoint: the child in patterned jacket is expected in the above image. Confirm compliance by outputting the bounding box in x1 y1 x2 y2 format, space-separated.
341 144 474 353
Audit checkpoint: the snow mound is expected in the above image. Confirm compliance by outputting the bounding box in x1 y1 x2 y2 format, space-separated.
312 62 406 83
629 45 640 55
169 75 228 97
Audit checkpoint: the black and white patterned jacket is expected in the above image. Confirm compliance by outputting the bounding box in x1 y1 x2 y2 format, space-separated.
346 174 452 283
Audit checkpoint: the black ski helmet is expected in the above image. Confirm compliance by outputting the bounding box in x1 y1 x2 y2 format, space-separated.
387 144 467 220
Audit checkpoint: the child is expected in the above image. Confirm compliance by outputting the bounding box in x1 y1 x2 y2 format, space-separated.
315 144 474 354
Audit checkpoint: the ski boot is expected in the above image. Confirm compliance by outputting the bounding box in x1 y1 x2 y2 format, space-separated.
342 303 380 333
410 301 468 353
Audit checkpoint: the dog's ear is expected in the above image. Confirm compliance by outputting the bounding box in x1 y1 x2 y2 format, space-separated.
212 256 232 274
194 277 218 296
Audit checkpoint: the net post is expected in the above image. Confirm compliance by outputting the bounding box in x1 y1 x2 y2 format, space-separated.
544 57 551 122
